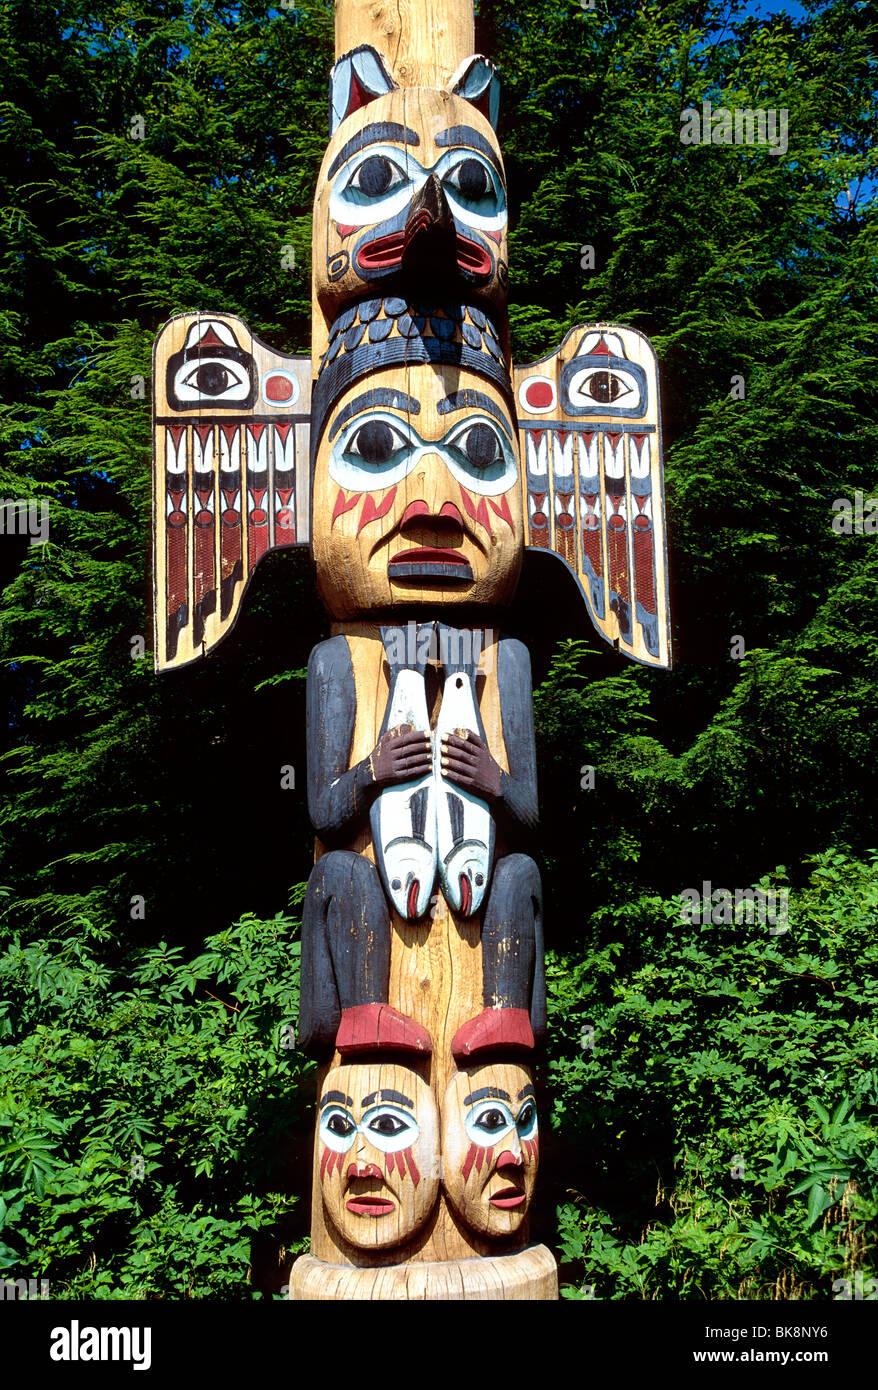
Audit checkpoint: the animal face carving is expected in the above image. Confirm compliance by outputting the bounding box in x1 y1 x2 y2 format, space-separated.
311 364 524 619
441 1061 539 1238
318 1064 439 1251
313 88 508 349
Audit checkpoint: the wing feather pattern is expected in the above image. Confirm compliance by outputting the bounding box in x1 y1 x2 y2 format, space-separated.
152 313 311 671
514 324 671 668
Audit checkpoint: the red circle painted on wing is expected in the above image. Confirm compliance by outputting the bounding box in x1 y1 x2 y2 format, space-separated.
168 512 186 528
525 382 554 410
277 508 294 528
251 509 267 525
195 509 212 526
609 515 626 530
265 374 294 403
558 513 574 529
634 516 651 529
531 511 547 527
583 516 599 530
222 509 239 525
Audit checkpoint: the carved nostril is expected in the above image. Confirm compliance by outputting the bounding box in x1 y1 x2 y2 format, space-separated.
400 500 430 530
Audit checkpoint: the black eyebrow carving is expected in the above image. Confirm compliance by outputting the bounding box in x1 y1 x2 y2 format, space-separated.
464 1086 511 1105
328 122 420 179
435 125 503 178
437 390 513 441
379 1089 414 1109
329 389 420 442
517 1085 536 1102
320 1091 353 1110
362 1089 414 1109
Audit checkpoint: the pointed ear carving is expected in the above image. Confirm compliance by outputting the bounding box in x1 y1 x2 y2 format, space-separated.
449 54 501 129
330 45 397 134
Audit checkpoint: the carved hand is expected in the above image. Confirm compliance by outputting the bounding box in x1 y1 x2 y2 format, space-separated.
368 724 433 788
440 730 502 801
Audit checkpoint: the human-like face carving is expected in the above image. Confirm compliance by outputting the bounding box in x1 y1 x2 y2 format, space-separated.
313 88 508 349
441 1061 539 1238
318 1064 439 1251
312 364 523 619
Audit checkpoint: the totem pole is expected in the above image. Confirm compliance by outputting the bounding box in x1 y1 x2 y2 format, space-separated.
152 0 670 1299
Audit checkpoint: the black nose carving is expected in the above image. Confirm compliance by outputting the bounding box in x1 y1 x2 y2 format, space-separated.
403 173 456 270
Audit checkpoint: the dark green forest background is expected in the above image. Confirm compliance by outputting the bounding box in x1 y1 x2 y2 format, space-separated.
0 0 876 1299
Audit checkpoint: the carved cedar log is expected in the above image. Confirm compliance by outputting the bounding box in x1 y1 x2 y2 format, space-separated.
293 0 552 1297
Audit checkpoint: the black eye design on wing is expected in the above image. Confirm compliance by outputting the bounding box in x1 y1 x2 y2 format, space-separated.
570 370 635 405
180 361 248 398
167 346 256 411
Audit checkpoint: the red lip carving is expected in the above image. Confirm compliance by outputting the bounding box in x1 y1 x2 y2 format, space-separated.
392 547 465 565
345 1196 396 1216
455 235 493 277
356 232 493 278
356 232 406 271
488 1187 526 1209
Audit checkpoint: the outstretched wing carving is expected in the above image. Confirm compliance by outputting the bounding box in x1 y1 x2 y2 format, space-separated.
152 313 311 672
514 324 671 668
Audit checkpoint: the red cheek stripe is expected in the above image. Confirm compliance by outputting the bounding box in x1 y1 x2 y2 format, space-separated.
357 487 397 534
461 1142 478 1183
332 489 360 527
320 1148 331 1181
459 485 492 535
404 1147 420 1186
488 494 514 530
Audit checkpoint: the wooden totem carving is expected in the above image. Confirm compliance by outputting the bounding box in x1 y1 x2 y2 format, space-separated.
152 0 671 1300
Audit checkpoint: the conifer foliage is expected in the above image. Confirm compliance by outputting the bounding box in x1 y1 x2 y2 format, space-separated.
0 0 876 1298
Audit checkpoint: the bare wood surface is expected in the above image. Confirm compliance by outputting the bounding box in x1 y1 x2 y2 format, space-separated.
335 0 474 87
289 1243 558 1300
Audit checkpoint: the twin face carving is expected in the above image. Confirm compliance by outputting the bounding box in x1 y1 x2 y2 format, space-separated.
318 1061 539 1250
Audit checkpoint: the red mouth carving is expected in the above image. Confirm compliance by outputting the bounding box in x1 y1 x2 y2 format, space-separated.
356 232 406 271
488 1186 526 1209
393 547 465 565
407 878 421 919
455 235 493 277
345 1196 396 1217
459 874 472 917
355 232 493 278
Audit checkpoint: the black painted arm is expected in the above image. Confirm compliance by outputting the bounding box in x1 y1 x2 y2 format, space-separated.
306 637 376 843
495 637 540 834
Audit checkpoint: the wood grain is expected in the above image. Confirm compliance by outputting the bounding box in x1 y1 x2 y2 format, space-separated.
335 0 474 88
289 1243 558 1300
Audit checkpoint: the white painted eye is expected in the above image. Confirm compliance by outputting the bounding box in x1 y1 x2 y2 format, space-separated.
329 146 423 228
444 417 518 496
319 1107 358 1154
362 1105 420 1154
348 154 408 199
516 1100 538 1141
330 414 419 493
441 153 506 230
174 358 250 402
465 1100 515 1147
